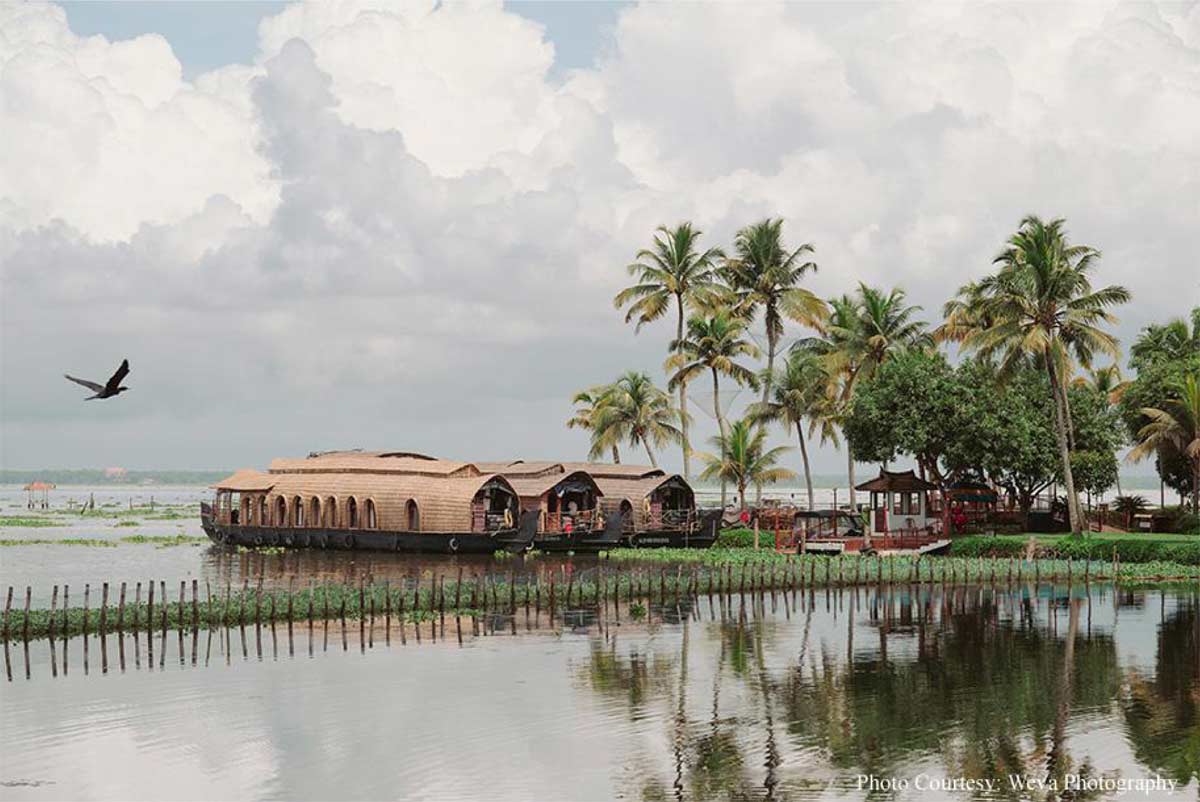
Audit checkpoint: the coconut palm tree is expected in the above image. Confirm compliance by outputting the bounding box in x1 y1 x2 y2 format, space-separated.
592 372 682 469
1128 372 1200 514
1072 364 1130 405
667 313 760 508
699 418 796 513
795 285 928 510
567 384 621 463
723 218 826 415
746 351 832 511
948 215 1130 534
615 223 724 479
1129 307 1200 371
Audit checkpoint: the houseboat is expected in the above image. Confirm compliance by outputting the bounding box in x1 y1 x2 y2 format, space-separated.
565 463 720 548
201 451 538 553
477 462 625 552
482 461 720 549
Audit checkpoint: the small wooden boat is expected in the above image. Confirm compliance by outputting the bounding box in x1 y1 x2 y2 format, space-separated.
201 453 538 554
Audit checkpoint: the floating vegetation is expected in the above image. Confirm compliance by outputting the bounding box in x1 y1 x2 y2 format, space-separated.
119 534 208 547
114 520 141 527
0 517 67 528
0 538 118 548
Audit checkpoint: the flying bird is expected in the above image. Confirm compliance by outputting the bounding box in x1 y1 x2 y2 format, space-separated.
65 359 131 400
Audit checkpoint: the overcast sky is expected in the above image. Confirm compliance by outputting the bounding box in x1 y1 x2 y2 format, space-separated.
1 1 1198 474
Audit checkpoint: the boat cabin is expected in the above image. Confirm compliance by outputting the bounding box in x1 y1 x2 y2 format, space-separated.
209 452 522 534
855 469 937 536
595 473 696 532
504 470 604 534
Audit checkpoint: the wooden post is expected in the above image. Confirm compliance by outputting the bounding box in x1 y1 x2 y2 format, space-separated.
3 586 13 642
161 581 168 638
549 577 556 619
100 582 109 635
440 576 446 618
454 568 463 611
49 585 59 640
178 581 185 634
397 590 406 645
508 572 516 614
62 584 69 638
23 586 31 642
116 583 126 631
192 580 199 633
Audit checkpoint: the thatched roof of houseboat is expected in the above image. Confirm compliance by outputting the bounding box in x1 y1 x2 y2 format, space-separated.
506 470 603 501
855 469 936 493
594 473 692 503
474 461 565 478
269 452 478 478
559 462 665 480
264 472 517 532
211 470 277 492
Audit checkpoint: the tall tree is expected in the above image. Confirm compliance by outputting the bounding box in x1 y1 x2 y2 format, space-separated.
667 313 760 508
1129 372 1200 514
747 351 832 511
592 372 683 469
567 384 621 463
724 219 825 503
698 418 796 513
615 223 723 479
1129 307 1200 372
796 284 928 509
947 215 1129 535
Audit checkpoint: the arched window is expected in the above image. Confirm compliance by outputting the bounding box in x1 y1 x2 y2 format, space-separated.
275 496 287 526
365 499 377 529
406 499 419 531
348 497 359 528
293 496 304 527
258 497 268 527
310 497 320 528
239 496 250 525
325 497 338 528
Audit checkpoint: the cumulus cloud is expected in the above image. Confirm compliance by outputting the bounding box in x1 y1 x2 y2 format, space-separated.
1 0 1198 472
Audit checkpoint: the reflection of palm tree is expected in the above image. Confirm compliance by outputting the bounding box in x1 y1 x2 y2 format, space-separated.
1046 598 1080 789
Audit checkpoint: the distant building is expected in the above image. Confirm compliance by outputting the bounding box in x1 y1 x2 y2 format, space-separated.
104 466 127 480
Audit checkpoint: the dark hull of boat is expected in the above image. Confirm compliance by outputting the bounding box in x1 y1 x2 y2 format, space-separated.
200 509 539 554
620 510 723 550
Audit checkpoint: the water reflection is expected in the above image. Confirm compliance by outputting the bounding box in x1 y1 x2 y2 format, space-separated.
2 584 1196 801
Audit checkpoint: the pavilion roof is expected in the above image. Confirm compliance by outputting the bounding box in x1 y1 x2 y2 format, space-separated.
854 469 936 493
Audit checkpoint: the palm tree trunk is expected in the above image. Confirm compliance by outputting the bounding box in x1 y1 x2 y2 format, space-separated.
755 325 777 506
611 444 620 464
850 444 866 549
641 436 658 469
796 422 814 510
713 368 729 509
676 295 691 481
1045 358 1083 535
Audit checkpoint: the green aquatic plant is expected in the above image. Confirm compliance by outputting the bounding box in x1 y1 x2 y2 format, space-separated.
0 538 118 547
0 516 67 528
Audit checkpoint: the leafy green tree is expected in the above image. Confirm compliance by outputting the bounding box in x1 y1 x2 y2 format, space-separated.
842 350 965 488
1128 372 1200 513
615 223 723 478
667 313 760 507
946 215 1129 535
592 372 682 469
698 418 795 513
1119 343 1200 502
797 285 929 508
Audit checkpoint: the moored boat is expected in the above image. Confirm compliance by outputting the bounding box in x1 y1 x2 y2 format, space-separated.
201 452 538 553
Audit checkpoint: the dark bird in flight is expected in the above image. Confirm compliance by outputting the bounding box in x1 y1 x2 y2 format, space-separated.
65 359 131 400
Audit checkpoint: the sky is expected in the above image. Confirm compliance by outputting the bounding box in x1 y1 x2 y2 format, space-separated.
1 1 1198 474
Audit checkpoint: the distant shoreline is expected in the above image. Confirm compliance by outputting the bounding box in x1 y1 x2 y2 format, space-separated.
0 469 1166 491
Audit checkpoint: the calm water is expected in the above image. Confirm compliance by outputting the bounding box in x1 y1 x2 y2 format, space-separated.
1 584 1196 801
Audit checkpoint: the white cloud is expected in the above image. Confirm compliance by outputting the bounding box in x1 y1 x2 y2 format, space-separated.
1 0 1198 472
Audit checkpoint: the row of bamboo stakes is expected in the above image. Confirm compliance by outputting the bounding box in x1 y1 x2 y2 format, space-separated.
2 551 1153 644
